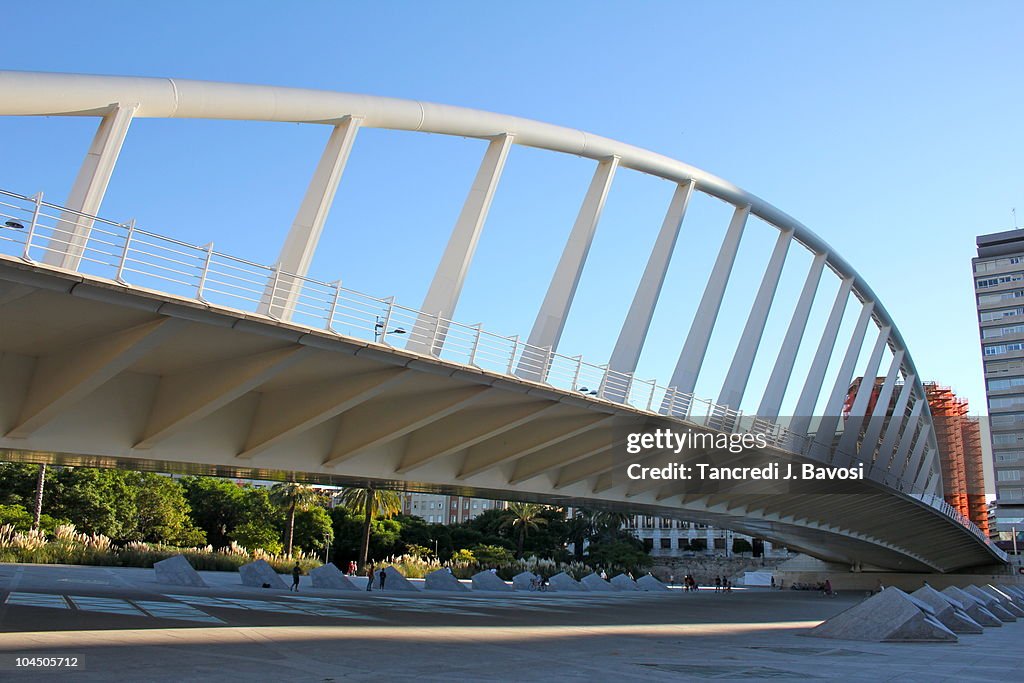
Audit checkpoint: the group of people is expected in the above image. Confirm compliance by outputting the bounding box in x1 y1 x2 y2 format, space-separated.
786 579 834 595
363 564 389 591
714 576 733 592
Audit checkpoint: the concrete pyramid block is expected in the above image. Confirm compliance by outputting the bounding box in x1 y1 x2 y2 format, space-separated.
637 574 671 592
154 554 206 587
512 571 539 591
942 587 1003 627
580 573 617 591
965 586 1016 622
425 568 470 592
239 559 288 590
911 585 983 634
809 587 957 642
610 573 639 591
378 566 419 591
472 570 512 592
309 563 359 591
998 584 1024 600
982 585 1024 617
548 571 586 591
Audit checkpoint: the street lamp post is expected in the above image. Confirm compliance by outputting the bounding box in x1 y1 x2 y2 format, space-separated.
374 316 407 343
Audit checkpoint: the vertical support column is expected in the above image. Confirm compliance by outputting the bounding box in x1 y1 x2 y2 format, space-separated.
517 156 619 381
789 277 854 434
877 373 915 468
408 133 514 355
43 103 137 270
892 399 924 479
834 326 891 459
260 116 362 319
605 181 695 397
813 300 876 450
856 349 905 463
717 229 793 409
914 444 939 492
902 421 931 488
758 252 827 418
665 204 750 406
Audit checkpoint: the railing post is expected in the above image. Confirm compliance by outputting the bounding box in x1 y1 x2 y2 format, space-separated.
571 355 583 391
326 279 342 333
506 335 520 375
21 191 44 263
646 379 656 412
468 323 483 367
428 310 443 355
380 298 397 345
664 387 679 416
115 218 135 284
264 264 283 318
196 242 215 302
623 371 635 403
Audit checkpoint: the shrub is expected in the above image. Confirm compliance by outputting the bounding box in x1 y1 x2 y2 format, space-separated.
0 524 320 573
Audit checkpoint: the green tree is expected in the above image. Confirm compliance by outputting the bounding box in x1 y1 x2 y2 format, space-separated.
587 537 651 573
180 476 248 548
132 473 205 546
0 462 45 508
269 483 322 557
293 506 333 557
471 543 514 567
339 487 402 568
47 468 138 541
732 538 753 555
500 502 549 558
232 520 283 554
229 486 284 552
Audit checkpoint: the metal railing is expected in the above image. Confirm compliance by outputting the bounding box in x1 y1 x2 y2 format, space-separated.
0 188 1001 556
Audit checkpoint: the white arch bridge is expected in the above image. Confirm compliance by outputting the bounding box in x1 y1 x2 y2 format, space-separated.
0 71 1004 572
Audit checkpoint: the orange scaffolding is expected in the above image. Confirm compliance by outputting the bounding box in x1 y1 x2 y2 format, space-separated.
924 383 989 537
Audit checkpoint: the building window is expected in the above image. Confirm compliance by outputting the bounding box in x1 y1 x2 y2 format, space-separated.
990 396 1024 409
985 343 1024 356
979 289 1024 305
981 306 1024 322
977 272 1024 288
660 538 671 549
1002 488 1024 499
984 324 1024 339
996 451 1024 463
990 377 1024 391
977 257 1024 274
997 470 1022 482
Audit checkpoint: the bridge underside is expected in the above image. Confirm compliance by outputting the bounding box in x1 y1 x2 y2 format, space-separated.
0 257 999 573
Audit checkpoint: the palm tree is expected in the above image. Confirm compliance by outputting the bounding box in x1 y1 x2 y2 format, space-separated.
568 508 630 560
269 482 321 557
500 502 549 558
32 464 47 530
340 486 402 569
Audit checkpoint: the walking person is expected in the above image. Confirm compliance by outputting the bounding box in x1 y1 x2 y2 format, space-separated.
379 567 387 590
291 561 301 592
366 564 374 592
715 576 721 593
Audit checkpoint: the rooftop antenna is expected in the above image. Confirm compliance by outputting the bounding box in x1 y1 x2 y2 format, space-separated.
1014 208 1018 229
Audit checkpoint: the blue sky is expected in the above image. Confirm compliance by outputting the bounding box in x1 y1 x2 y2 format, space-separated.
1 1 1022 416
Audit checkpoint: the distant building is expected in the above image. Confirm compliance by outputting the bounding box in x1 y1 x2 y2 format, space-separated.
623 515 783 559
973 229 1024 537
401 493 507 524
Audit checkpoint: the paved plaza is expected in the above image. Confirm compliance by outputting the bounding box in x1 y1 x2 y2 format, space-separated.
0 563 1022 681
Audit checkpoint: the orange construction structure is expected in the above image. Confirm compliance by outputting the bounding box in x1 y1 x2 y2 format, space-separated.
924 383 989 537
